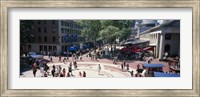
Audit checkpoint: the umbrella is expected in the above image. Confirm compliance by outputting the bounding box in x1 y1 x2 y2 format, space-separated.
68 47 77 51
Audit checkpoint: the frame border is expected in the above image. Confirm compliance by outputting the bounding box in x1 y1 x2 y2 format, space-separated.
0 0 199 97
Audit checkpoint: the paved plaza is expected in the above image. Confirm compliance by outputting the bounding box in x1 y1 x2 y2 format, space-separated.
20 55 169 78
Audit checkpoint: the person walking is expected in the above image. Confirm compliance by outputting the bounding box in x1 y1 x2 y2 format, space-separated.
32 63 37 77
68 64 73 76
126 63 129 71
79 71 82 77
130 70 134 77
83 71 86 77
59 56 62 62
51 65 55 77
121 63 124 71
50 56 53 63
123 61 126 69
62 68 66 77
137 64 140 70
98 64 101 75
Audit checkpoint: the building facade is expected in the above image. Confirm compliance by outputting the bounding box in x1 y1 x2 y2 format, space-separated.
20 20 84 55
139 20 180 59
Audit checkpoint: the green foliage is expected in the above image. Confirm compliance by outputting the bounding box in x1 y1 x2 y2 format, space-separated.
76 20 134 44
99 26 120 43
20 20 34 43
76 20 102 41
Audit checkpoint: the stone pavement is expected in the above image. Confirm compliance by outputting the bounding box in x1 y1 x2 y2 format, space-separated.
20 55 169 78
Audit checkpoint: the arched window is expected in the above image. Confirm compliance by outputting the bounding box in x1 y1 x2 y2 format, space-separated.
165 44 171 55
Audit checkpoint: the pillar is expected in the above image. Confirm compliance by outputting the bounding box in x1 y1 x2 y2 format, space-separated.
159 33 165 59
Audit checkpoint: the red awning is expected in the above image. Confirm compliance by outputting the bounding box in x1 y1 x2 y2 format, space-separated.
131 48 142 52
143 47 153 51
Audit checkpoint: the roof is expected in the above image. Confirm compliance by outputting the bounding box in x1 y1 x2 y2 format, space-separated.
122 39 149 46
139 20 178 35
143 63 164 68
154 72 180 77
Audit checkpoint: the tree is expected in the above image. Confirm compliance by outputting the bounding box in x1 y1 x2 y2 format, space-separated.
20 20 34 43
101 20 133 41
20 20 34 53
99 26 120 44
76 20 102 43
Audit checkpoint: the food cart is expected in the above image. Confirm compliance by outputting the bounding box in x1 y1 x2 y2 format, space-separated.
143 63 164 77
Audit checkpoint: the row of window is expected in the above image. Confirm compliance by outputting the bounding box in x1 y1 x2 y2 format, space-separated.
61 21 80 29
37 20 56 25
39 45 57 52
61 28 80 34
61 36 85 43
38 36 56 42
38 27 56 33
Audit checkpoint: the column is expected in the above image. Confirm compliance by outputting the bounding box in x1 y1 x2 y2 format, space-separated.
156 33 160 58
159 33 165 59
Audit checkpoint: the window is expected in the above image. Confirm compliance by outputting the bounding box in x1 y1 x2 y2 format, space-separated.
61 28 64 33
38 36 41 42
62 46 64 51
48 46 52 51
53 46 57 51
61 21 64 26
38 28 41 33
164 44 171 55
67 29 70 33
38 21 41 24
28 45 31 50
52 20 55 24
43 21 47 24
39 45 43 51
52 28 56 33
44 45 47 51
165 34 171 40
44 37 47 42
44 27 47 33
146 24 155 27
67 22 69 27
64 29 67 33
61 36 64 42
53 37 56 42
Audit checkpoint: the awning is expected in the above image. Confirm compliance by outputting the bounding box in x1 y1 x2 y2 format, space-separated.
154 72 180 77
122 39 149 46
131 48 142 52
68 47 78 51
30 54 43 58
143 63 164 68
143 47 154 51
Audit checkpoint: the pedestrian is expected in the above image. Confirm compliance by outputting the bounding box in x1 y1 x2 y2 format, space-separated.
130 70 134 77
59 56 62 62
60 73 64 77
58 65 62 74
137 64 140 70
32 63 37 77
98 64 101 75
50 56 53 63
123 61 126 68
121 63 124 71
39 62 44 77
126 63 129 71
67 72 70 77
79 54 82 60
68 64 73 76
73 61 77 70
79 71 82 77
51 68 55 77
63 57 66 64
83 71 86 77
62 68 66 77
